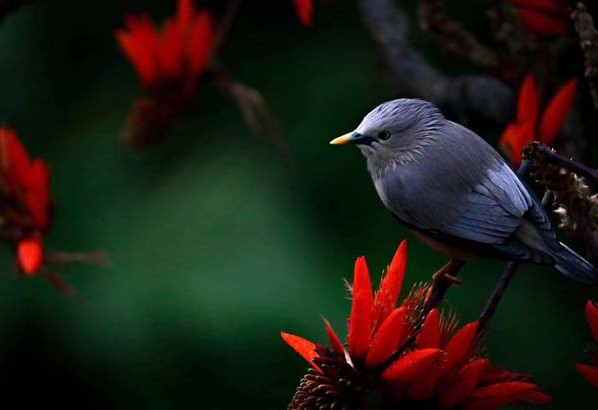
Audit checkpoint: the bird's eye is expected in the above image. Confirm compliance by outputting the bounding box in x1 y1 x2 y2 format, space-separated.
378 130 391 140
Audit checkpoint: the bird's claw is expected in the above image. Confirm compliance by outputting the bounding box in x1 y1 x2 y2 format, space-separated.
432 270 462 285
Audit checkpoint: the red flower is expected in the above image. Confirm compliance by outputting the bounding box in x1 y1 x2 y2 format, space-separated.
0 128 51 275
116 0 214 98
508 0 571 38
500 73 577 167
576 300 598 389
293 0 314 27
282 241 550 409
17 235 43 276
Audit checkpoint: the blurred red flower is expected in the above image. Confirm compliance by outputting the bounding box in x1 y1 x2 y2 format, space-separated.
576 300 598 389
508 0 571 38
500 73 577 167
0 128 50 275
293 0 314 27
116 0 214 98
282 241 550 409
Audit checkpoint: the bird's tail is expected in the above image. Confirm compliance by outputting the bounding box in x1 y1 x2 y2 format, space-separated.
551 242 598 285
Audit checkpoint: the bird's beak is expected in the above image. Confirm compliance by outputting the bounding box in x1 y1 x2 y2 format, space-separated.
330 131 374 146
330 132 357 145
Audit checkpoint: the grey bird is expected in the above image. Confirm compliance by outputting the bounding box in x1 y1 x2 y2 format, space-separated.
331 98 598 285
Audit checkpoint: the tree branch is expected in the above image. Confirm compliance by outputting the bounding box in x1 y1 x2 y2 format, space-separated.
418 0 499 72
358 0 514 124
477 261 520 334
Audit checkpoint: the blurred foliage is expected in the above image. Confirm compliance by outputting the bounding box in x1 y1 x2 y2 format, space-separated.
0 0 595 408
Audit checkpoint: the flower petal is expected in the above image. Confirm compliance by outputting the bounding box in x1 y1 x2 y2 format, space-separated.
539 78 578 144
373 241 407 330
26 159 51 229
17 237 43 276
518 9 570 37
0 127 31 189
187 11 214 76
293 0 314 27
116 14 160 85
520 390 552 405
322 318 346 357
444 321 478 373
499 122 534 168
517 73 539 124
382 348 441 385
348 256 374 361
176 0 195 29
585 300 598 344
438 359 489 408
281 332 321 373
416 308 440 349
478 363 528 384
158 19 186 79
365 307 407 368
464 382 538 410
576 363 598 389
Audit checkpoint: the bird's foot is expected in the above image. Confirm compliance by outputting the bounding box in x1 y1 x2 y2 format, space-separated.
432 261 463 285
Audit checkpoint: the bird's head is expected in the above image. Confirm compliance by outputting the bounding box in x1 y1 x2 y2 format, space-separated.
330 99 444 173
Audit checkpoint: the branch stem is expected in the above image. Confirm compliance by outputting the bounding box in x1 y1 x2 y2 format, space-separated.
477 261 519 335
524 142 598 183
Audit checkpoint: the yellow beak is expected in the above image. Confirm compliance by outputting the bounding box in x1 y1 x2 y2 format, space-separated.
329 132 354 145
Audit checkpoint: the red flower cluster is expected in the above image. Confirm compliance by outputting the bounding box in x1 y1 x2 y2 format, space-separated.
0 128 51 275
508 0 571 38
282 242 550 409
116 0 215 150
576 300 598 389
116 0 214 98
500 73 577 167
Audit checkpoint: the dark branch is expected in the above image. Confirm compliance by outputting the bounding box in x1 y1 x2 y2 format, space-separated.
418 0 499 72
358 0 514 124
523 142 598 183
572 2 598 111
477 261 520 334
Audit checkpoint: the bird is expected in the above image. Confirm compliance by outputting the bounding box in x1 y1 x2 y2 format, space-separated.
330 98 598 285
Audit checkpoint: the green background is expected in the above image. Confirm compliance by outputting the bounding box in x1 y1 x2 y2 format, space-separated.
0 0 595 408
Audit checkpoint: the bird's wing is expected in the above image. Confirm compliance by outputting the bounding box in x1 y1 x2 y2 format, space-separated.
380 122 559 252
440 163 541 245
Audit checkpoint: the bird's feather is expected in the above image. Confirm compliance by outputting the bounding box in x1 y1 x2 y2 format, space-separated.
374 121 558 262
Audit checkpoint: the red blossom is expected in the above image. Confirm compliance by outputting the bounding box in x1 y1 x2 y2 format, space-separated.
539 78 578 144
509 0 571 37
116 0 214 97
282 241 550 409
17 235 43 276
576 300 598 389
500 74 577 167
293 0 314 27
0 127 51 275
